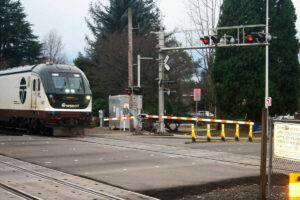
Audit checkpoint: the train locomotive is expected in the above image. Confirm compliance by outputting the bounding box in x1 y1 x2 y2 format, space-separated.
0 63 92 136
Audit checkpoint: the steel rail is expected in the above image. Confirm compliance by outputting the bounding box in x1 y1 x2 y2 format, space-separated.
0 182 41 200
0 160 125 200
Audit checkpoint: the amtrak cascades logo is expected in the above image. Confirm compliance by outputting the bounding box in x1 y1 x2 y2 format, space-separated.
19 78 27 104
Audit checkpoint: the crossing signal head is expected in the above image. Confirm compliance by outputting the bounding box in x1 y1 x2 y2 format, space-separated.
133 87 143 95
200 36 210 45
123 87 132 95
211 35 220 44
160 80 176 87
257 33 266 43
245 34 254 42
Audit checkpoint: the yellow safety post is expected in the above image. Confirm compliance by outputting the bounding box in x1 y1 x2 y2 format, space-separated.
235 124 239 141
207 124 211 142
221 124 226 141
249 125 253 142
191 124 196 142
289 173 300 200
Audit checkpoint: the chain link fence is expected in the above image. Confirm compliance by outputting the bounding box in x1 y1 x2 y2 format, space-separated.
268 120 300 199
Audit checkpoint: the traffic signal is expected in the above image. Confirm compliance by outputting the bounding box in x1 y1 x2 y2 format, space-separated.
200 36 210 45
122 87 132 95
211 35 220 44
133 87 143 95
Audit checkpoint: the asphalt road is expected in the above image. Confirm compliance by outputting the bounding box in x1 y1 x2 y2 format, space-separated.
0 129 262 198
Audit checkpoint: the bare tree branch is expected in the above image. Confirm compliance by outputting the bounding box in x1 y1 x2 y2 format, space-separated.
42 29 67 64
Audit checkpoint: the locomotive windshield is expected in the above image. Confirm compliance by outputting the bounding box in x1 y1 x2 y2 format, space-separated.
51 73 84 94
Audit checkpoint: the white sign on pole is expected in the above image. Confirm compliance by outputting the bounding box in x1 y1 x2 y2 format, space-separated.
265 97 272 107
274 122 300 161
164 64 170 71
193 89 201 101
164 55 169 64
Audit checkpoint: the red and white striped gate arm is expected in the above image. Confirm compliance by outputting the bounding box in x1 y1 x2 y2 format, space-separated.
146 115 254 125
104 116 135 121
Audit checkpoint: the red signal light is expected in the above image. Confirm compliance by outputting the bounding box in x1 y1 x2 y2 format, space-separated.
200 36 210 45
123 88 132 95
245 35 254 42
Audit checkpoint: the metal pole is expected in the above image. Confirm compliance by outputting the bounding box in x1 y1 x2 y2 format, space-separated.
267 118 273 199
260 108 268 200
158 29 165 134
128 8 134 132
196 101 198 135
137 54 141 87
260 1 269 199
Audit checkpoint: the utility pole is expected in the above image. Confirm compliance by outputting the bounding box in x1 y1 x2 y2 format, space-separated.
128 8 134 132
260 0 269 199
158 29 165 133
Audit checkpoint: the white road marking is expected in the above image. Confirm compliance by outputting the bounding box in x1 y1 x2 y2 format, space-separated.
155 166 160 168
123 169 127 171
45 161 52 164
74 160 79 162
1 143 5 145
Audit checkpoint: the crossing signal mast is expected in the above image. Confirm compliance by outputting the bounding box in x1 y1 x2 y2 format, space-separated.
152 24 272 135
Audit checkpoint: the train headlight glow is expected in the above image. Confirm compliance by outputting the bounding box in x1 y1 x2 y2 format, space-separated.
65 89 70 93
86 95 91 100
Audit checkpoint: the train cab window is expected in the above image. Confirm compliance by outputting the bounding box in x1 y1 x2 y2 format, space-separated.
33 79 36 91
52 73 67 90
68 74 83 93
38 79 40 91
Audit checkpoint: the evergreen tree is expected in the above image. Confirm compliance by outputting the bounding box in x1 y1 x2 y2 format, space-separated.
213 0 299 121
0 0 42 69
86 0 161 58
76 1 198 115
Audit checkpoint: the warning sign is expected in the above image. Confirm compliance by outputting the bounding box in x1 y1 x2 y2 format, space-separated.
274 122 300 161
265 97 272 107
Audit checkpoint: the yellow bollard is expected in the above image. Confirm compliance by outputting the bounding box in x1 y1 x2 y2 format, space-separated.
249 125 253 142
289 173 300 199
221 124 226 141
191 124 196 142
235 124 239 141
207 124 211 142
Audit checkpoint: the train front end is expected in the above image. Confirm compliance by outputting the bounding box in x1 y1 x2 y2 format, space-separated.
36 64 92 136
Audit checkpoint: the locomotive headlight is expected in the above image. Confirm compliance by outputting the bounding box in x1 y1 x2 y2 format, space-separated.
49 94 53 99
86 95 91 100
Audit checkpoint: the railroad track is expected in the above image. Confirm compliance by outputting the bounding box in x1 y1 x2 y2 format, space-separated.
68 136 261 168
0 160 129 200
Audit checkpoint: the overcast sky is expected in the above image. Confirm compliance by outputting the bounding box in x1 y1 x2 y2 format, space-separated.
21 0 300 63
